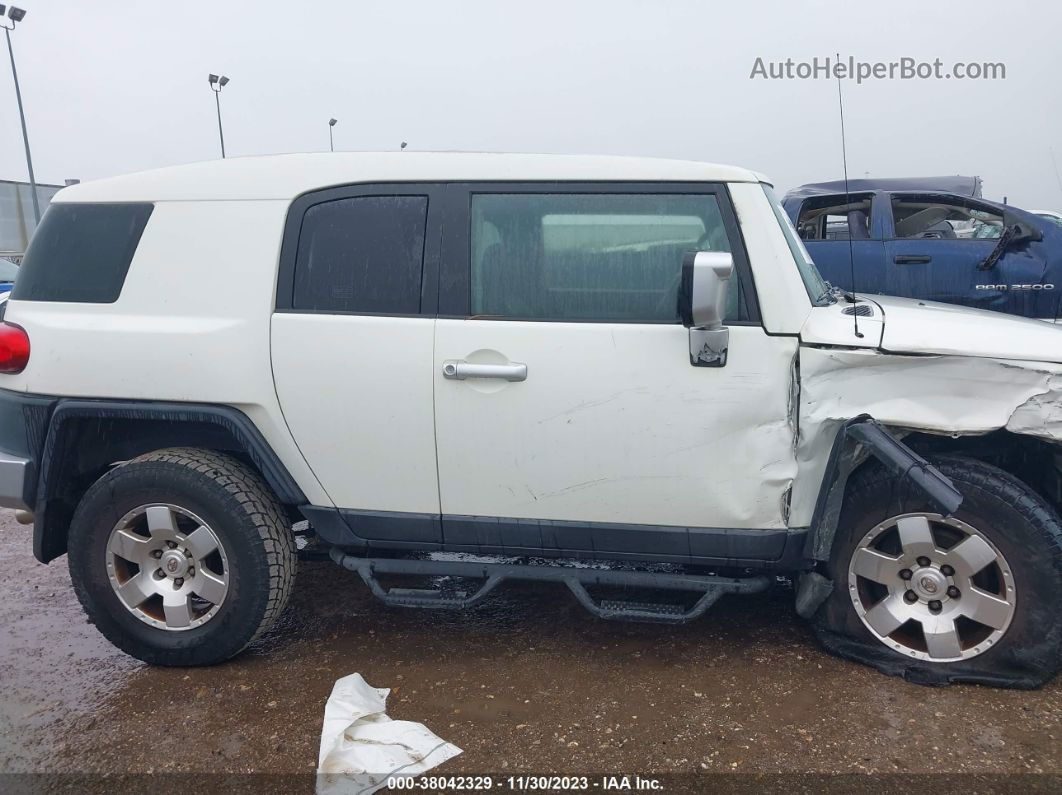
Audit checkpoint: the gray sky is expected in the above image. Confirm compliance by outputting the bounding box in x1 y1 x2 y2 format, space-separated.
2 0 1061 207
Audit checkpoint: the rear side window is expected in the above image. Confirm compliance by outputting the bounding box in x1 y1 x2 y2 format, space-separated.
13 203 153 303
293 195 428 313
471 193 741 322
891 195 1003 240
795 194 873 241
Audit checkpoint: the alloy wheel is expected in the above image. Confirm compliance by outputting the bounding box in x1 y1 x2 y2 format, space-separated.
847 512 1015 661
105 504 229 631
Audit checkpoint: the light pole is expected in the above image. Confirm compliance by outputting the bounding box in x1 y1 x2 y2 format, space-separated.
2 5 40 224
328 118 337 152
208 73 230 158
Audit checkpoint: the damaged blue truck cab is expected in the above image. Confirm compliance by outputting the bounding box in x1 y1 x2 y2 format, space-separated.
783 176 1062 319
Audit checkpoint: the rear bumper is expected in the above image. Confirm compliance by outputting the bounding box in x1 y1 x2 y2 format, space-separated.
0 449 31 510
0 389 56 515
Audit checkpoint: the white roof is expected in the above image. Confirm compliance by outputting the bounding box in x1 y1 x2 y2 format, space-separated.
55 152 764 203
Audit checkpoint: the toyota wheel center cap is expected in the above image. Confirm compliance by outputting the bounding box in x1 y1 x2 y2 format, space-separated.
160 549 189 579
912 567 947 600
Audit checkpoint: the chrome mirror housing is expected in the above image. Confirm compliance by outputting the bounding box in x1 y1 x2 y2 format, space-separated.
679 251 733 367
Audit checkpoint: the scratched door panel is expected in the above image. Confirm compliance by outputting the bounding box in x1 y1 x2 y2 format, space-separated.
433 320 798 529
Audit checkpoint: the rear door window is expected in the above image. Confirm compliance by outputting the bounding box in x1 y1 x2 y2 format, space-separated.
12 203 153 303
292 195 428 313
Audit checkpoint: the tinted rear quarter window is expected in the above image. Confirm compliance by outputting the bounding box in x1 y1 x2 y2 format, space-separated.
292 195 428 313
12 203 154 303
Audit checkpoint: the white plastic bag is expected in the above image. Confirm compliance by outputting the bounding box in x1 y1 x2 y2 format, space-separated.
317 673 462 795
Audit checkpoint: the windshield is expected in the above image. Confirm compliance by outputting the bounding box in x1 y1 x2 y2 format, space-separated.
761 184 831 305
0 258 18 283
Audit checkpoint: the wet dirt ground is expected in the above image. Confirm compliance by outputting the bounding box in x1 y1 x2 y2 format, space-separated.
1 508 1061 793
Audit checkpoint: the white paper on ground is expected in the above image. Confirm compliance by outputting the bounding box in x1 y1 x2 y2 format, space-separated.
316 672 462 795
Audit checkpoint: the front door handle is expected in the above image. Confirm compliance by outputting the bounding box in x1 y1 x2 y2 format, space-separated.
442 360 528 382
895 255 932 265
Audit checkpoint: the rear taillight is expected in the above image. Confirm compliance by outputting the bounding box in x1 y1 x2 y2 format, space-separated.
0 322 30 373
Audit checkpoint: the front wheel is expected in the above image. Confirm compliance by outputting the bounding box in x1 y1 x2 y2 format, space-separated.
812 455 1062 688
68 448 296 666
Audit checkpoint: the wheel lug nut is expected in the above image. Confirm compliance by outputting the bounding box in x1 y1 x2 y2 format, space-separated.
928 600 942 612
153 569 165 580
167 541 178 549
904 590 918 603
899 569 913 580
947 586 960 599
916 556 931 567
941 565 955 577
151 550 163 559
174 578 184 588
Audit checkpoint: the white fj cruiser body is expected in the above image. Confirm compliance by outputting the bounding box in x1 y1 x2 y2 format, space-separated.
1 153 1061 687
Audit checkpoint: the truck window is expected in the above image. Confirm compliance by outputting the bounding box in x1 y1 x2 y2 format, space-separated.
12 203 153 303
891 196 1003 240
470 193 740 322
292 195 428 313
795 194 873 241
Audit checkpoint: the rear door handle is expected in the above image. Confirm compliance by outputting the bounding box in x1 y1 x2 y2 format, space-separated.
895 255 932 265
442 360 527 382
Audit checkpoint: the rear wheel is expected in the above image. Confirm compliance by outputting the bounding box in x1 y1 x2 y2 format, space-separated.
106 502 232 632
68 448 296 666
813 455 1062 688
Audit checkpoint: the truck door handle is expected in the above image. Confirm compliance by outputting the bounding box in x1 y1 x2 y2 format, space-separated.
442 360 527 382
895 255 931 265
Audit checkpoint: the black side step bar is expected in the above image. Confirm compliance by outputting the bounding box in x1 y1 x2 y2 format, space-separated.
329 548 770 624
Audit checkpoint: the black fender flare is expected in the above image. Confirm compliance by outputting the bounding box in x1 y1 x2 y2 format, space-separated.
795 415 963 617
34 399 307 563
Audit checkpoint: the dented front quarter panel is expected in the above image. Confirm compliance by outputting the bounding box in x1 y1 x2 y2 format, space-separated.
1005 378 1062 441
789 347 1062 527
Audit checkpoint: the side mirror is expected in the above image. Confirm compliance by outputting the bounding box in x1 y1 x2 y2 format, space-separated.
1002 209 1043 245
680 251 733 329
679 251 733 367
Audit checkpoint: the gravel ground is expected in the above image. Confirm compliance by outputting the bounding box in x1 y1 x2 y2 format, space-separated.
1 509 1060 793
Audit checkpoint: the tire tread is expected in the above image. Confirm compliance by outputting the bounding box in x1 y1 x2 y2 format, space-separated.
134 448 296 645
813 454 1062 688
67 447 296 665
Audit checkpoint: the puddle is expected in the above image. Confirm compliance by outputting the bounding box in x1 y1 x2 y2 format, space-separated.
1 511 1060 778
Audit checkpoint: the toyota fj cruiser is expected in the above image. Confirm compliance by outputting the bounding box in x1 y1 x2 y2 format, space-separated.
2 153 1062 688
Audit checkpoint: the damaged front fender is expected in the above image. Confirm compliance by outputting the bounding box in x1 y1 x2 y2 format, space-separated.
791 347 1062 532
791 347 1062 619
800 415 962 564
1005 376 1062 441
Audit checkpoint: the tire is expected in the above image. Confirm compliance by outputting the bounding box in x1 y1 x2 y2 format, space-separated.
812 455 1062 689
67 447 296 666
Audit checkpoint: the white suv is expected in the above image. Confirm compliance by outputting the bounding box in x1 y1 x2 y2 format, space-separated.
2 153 1061 688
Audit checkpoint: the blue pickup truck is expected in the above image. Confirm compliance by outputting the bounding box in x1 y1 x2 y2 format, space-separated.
783 176 1061 320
